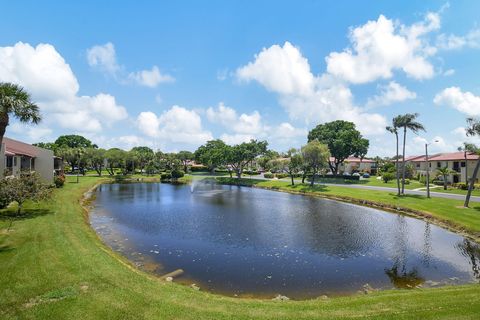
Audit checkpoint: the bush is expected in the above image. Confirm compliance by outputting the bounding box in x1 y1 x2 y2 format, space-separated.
54 174 66 188
190 165 209 172
404 179 410 185
243 170 259 175
160 172 172 181
264 173 274 179
382 172 395 183
275 173 289 179
453 183 469 190
171 169 185 180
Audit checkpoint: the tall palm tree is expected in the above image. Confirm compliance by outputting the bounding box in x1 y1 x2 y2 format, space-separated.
386 122 401 196
396 113 425 194
464 118 480 208
0 83 41 149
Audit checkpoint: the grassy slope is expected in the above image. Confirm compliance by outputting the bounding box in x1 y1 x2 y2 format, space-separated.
0 176 478 319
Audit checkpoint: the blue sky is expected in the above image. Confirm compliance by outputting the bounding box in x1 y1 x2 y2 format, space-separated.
1 1 480 156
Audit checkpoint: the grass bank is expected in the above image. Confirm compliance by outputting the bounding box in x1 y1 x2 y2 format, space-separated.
0 176 479 319
217 177 480 240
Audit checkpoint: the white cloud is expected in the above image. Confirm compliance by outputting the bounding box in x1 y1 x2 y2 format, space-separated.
325 13 439 84
86 42 120 75
220 133 256 145
437 28 480 50
0 42 79 101
128 66 174 87
206 103 267 135
206 103 237 126
434 87 480 116
9 122 53 143
87 43 174 88
137 106 213 145
366 81 416 108
236 42 314 96
0 42 128 134
443 69 455 76
236 43 387 136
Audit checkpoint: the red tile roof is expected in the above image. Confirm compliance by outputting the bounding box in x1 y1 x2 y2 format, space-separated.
429 152 479 161
2 137 38 157
329 157 375 163
404 152 479 162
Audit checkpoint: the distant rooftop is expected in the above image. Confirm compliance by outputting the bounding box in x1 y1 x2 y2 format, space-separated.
2 137 39 157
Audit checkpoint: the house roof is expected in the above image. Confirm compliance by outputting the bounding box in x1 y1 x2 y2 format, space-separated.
2 137 38 157
404 152 479 162
429 151 479 161
329 157 375 163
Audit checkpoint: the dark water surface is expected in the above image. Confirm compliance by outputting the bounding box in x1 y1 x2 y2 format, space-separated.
90 182 480 299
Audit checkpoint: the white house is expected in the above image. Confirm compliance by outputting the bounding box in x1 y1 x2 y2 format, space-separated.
404 151 479 184
0 137 56 183
330 157 378 174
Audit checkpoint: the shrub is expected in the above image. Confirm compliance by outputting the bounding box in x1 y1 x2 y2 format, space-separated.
160 172 172 180
404 179 410 185
190 165 209 172
264 173 274 179
454 183 469 190
275 173 289 179
382 172 395 183
171 169 185 180
54 174 66 188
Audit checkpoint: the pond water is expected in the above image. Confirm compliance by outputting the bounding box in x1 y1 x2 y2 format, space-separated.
90 182 480 299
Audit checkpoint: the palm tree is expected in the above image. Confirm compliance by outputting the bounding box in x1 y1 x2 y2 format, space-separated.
396 113 425 194
464 118 480 207
386 120 401 196
436 166 457 190
0 83 41 148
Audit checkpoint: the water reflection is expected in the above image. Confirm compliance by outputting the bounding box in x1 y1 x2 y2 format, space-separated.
91 183 480 299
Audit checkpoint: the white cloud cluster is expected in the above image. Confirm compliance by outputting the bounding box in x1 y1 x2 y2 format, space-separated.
87 42 174 88
0 42 128 134
434 87 480 116
86 42 120 75
326 13 439 83
128 66 174 87
366 81 416 108
206 102 306 146
237 42 314 95
437 28 480 50
137 106 213 145
236 42 387 136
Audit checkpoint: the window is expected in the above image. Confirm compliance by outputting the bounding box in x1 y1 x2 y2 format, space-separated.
461 162 466 167
416 163 420 168
437 162 441 168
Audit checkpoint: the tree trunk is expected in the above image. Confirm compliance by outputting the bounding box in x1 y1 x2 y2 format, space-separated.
0 112 9 154
310 170 316 186
328 161 336 175
395 133 400 196
291 174 295 186
302 172 307 184
465 159 480 207
444 175 447 190
401 126 407 194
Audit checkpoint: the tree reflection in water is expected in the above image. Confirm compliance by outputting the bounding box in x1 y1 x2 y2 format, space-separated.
385 216 425 288
456 239 480 280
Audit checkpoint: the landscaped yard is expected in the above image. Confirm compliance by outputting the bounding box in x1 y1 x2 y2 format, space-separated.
0 176 479 319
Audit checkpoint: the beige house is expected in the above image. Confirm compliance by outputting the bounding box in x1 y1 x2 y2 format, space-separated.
404 152 479 184
330 157 377 174
0 137 56 183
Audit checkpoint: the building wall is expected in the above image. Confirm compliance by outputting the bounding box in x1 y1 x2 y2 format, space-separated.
33 146 54 183
0 142 54 183
410 159 479 183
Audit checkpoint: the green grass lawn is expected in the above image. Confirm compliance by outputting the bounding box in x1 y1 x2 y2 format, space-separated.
1 176 480 319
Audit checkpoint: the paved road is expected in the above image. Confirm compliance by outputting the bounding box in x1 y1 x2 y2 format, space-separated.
317 182 480 202
249 174 480 203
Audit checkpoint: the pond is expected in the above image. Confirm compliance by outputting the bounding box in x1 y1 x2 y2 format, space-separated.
90 182 480 299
